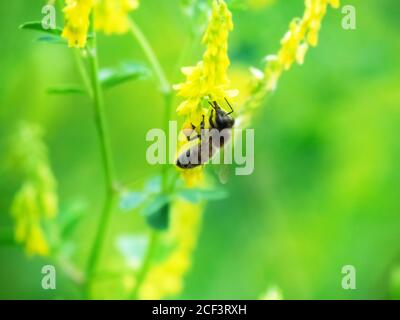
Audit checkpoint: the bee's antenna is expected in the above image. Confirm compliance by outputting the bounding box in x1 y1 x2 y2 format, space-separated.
208 101 216 110
224 97 234 115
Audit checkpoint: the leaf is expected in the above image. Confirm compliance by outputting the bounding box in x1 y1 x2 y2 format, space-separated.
119 176 162 212
142 194 169 217
99 62 149 89
177 187 229 203
144 176 162 194
60 211 85 240
19 21 63 36
36 35 67 45
58 201 87 239
142 195 170 230
47 85 86 95
120 191 149 212
145 203 170 231
116 235 148 269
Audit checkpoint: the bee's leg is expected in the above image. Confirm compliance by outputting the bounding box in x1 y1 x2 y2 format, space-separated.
199 115 206 139
209 109 216 128
183 123 195 141
184 123 201 141
188 135 200 141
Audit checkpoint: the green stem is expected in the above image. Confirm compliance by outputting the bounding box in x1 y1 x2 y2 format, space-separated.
161 91 173 192
128 18 171 95
128 17 177 193
83 30 116 299
128 18 174 299
74 49 93 98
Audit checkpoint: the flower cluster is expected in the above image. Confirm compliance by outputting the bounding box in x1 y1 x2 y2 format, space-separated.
61 0 140 48
174 0 237 118
10 123 58 256
61 0 94 48
94 0 139 35
276 0 340 70
247 0 340 108
174 0 236 185
138 200 203 299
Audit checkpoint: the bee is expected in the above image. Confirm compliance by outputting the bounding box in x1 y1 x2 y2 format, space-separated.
176 98 235 169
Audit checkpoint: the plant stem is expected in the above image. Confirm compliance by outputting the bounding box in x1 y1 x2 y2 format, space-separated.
74 49 93 98
128 18 171 95
83 30 116 299
128 17 173 190
128 17 174 299
161 91 173 191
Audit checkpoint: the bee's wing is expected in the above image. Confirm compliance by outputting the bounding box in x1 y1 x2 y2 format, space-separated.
216 163 231 185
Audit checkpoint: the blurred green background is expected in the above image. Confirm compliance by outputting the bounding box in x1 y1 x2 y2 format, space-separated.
1 0 400 299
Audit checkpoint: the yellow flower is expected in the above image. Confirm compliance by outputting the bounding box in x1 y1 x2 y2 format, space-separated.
245 0 340 110
94 0 140 34
275 0 340 71
138 200 203 299
61 0 140 48
174 0 236 118
26 224 50 256
61 0 94 48
10 123 58 256
12 183 51 256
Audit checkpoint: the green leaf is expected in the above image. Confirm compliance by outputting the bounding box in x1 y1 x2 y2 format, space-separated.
47 85 86 95
99 62 149 89
142 194 169 217
58 202 87 240
145 176 162 193
19 21 63 36
145 202 170 231
142 195 170 230
177 187 229 203
120 191 149 212
119 176 162 212
36 35 67 45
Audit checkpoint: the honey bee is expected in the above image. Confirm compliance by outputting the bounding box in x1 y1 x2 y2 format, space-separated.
176 98 235 169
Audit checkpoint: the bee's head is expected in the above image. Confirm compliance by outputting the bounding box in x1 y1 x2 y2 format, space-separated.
210 100 235 130
215 107 235 129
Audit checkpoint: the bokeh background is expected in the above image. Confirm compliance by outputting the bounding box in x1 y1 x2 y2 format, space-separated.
1 0 400 299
